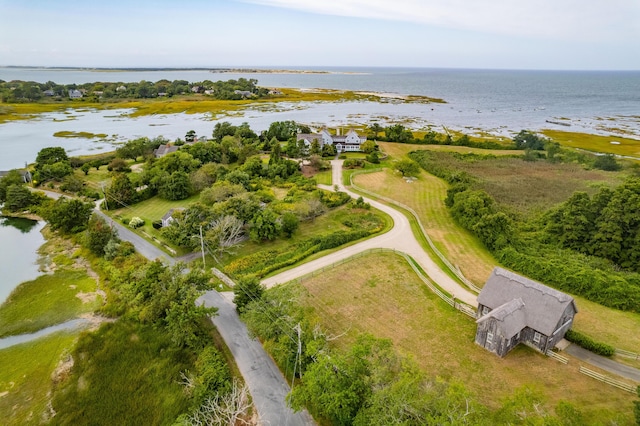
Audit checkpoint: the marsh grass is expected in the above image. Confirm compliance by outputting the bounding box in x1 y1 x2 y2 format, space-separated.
50 320 193 426
53 131 108 139
543 130 640 157
0 332 78 425
0 270 100 337
297 252 636 424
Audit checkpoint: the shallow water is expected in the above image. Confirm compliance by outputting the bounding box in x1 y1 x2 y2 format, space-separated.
0 318 91 349
0 216 45 304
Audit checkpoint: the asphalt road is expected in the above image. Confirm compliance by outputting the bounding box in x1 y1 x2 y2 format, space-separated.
198 291 314 426
565 343 640 382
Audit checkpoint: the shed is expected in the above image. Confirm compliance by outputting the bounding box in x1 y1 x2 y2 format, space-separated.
475 267 577 357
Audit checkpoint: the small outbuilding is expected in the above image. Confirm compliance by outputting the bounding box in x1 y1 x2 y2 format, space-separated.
475 267 577 357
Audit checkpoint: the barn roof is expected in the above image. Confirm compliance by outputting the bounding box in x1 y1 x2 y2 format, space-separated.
477 267 577 336
477 298 526 339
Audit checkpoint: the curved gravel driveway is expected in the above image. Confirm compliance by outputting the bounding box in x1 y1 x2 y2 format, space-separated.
262 159 478 307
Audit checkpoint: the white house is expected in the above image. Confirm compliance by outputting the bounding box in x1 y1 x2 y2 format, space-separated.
297 128 366 153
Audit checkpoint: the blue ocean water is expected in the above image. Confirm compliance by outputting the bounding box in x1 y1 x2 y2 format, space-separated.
0 67 639 170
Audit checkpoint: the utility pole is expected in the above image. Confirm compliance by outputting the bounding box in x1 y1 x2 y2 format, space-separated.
100 181 108 210
200 225 206 270
291 323 302 390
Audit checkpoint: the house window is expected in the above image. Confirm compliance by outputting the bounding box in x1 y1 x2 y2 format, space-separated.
486 331 494 346
533 332 541 344
482 306 490 315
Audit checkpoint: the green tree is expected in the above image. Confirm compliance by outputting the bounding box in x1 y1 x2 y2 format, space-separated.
593 154 621 171
3 184 32 212
394 159 420 177
35 146 68 166
81 162 91 175
185 130 197 142
107 173 136 207
309 139 322 156
513 130 546 150
0 170 26 202
384 124 413 143
44 198 93 234
250 208 281 241
360 140 377 154
280 212 299 238
158 171 193 201
85 214 118 256
233 276 264 314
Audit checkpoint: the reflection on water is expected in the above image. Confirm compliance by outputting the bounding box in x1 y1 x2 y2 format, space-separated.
0 215 39 233
0 216 45 304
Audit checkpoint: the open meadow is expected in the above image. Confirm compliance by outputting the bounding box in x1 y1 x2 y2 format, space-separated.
354 142 640 354
296 251 637 424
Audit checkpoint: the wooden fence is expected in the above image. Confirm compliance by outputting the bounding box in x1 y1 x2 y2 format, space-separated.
578 366 637 394
294 247 478 318
349 171 481 294
546 350 569 364
615 348 640 361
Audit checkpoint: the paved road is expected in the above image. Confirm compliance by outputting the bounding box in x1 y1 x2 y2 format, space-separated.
31 188 309 423
263 159 478 307
565 343 640 382
199 291 314 426
94 210 176 265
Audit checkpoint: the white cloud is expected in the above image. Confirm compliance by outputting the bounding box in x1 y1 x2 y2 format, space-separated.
241 0 640 41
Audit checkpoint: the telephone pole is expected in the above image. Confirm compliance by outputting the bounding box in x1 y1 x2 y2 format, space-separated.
200 225 206 270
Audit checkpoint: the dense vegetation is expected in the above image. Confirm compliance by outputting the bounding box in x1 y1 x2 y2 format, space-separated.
409 139 640 313
0 77 269 102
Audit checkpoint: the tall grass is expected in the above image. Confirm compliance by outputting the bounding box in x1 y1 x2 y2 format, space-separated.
0 332 78 425
51 320 193 426
0 270 100 337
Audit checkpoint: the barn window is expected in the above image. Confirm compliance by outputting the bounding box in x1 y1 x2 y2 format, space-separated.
486 331 494 346
533 332 541 344
482 306 490 315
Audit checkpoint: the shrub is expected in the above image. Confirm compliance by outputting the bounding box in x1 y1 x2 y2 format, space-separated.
129 217 145 229
564 329 615 357
152 220 163 229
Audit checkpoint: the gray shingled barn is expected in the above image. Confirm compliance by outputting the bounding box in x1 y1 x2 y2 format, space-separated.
475 267 577 357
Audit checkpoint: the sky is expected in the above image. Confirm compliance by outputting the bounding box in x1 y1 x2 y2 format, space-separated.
0 0 639 70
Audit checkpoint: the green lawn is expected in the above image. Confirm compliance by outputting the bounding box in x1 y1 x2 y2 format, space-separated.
313 169 332 185
0 332 78 425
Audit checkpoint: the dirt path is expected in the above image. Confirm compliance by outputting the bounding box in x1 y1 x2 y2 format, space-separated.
263 159 478 307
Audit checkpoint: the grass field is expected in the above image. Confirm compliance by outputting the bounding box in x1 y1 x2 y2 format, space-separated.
352 167 495 285
543 129 640 158
312 169 332 185
0 332 78 425
297 252 636 424
379 141 521 158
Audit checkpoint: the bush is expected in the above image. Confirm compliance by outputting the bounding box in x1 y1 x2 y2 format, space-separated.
565 329 615 356
152 220 163 229
129 217 144 229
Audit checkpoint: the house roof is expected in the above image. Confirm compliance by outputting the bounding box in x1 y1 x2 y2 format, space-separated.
154 144 179 157
162 208 176 221
297 133 322 142
477 267 577 336
477 298 526 339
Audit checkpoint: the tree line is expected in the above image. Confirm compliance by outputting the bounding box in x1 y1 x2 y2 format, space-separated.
0 77 270 102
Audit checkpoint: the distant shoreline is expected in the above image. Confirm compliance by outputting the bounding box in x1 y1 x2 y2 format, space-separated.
0 66 368 75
